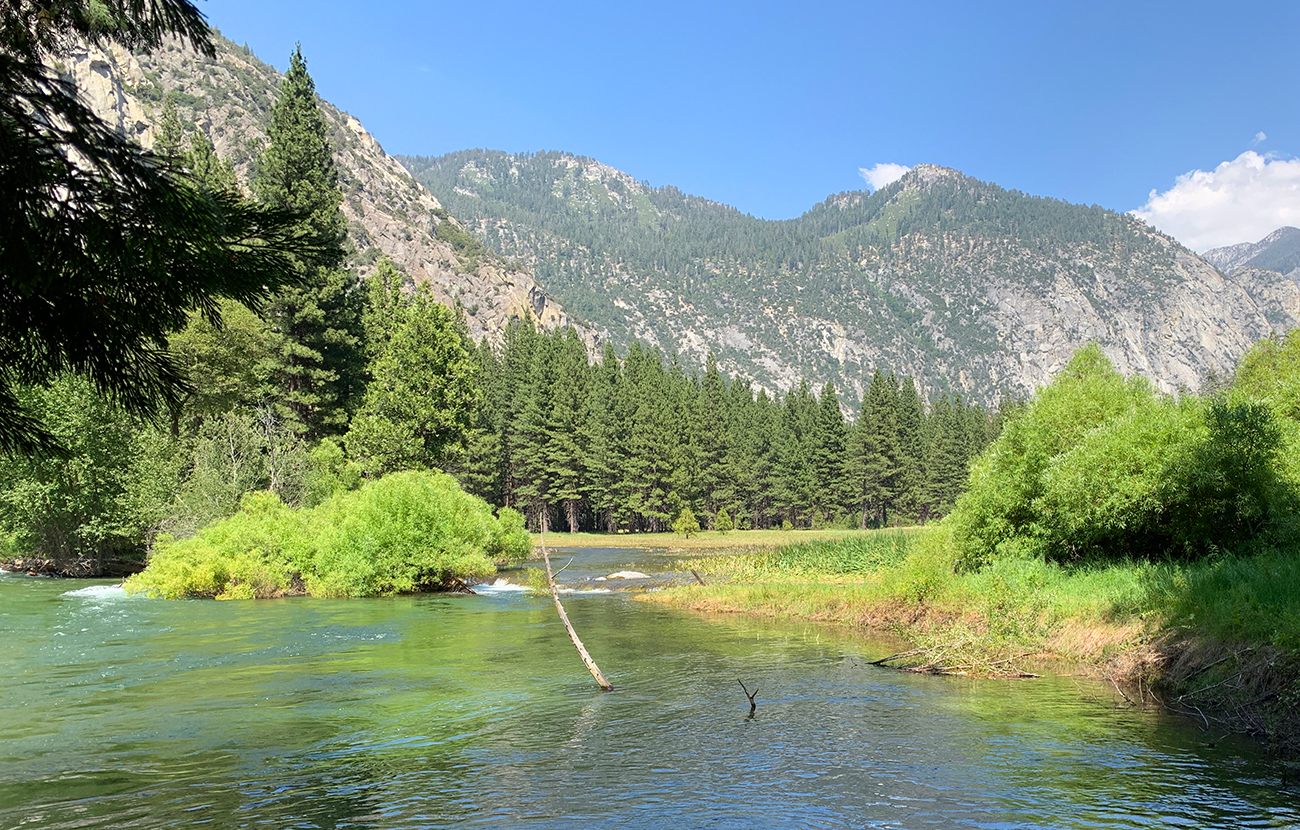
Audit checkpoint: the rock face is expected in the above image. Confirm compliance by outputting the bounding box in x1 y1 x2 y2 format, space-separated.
54 37 593 349
405 152 1300 403
1203 227 1300 276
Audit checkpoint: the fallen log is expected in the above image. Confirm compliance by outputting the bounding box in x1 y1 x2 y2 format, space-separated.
539 531 613 691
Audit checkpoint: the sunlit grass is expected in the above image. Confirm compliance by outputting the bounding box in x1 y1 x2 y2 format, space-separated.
647 526 1300 670
532 527 901 551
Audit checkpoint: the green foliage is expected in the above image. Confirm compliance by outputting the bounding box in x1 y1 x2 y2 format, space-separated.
948 344 1294 568
672 507 700 538
0 376 184 564
347 266 480 476
1233 329 1300 422
126 471 529 599
714 507 734 533
253 45 364 440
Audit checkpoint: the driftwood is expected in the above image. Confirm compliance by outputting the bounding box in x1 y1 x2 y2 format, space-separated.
539 531 613 691
690 568 707 586
1 557 144 578
869 645 1041 678
737 679 758 714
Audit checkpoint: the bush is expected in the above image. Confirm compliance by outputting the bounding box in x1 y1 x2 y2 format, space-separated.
948 345 1294 567
126 471 529 599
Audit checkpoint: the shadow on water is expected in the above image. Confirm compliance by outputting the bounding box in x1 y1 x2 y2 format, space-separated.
0 556 1296 829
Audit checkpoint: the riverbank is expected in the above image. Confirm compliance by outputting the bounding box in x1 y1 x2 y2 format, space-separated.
532 528 888 551
0 556 144 578
638 529 1300 761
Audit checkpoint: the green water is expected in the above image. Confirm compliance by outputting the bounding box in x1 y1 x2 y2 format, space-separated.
0 548 1294 829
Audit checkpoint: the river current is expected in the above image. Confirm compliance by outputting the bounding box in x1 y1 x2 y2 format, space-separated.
1 547 1295 828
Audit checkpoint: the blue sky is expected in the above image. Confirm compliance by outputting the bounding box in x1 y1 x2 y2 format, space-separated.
204 0 1300 249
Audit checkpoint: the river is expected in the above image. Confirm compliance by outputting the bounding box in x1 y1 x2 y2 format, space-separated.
1 547 1294 829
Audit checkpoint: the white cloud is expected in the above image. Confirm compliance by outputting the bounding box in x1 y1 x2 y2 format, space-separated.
1131 151 1300 252
1253 131 1267 145
859 162 911 191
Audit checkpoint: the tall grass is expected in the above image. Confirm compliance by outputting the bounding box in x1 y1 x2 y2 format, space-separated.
664 527 1300 663
684 531 915 581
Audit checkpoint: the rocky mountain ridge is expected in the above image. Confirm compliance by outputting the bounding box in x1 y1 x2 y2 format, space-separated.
1202 227 1300 276
402 150 1300 404
54 35 590 348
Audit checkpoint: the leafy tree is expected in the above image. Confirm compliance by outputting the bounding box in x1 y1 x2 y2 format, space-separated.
0 375 183 567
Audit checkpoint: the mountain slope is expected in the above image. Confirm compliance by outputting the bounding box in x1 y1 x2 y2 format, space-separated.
54 36 588 347
1203 227 1300 276
401 151 1300 403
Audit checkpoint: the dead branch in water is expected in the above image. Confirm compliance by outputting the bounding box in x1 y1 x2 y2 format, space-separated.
868 644 1041 678
690 568 707 586
737 679 758 714
540 531 613 691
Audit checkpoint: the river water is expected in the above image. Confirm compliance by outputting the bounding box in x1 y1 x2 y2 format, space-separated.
1 548 1294 829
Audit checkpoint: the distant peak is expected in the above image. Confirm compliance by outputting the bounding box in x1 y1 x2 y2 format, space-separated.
897 164 965 189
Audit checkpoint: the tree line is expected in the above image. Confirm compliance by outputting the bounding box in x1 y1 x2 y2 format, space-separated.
448 325 1006 533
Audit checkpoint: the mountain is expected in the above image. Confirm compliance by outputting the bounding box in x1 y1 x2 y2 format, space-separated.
1203 227 1300 276
399 151 1300 404
53 35 589 348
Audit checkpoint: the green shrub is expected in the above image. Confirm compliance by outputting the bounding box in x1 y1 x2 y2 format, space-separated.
947 345 1294 567
126 471 528 599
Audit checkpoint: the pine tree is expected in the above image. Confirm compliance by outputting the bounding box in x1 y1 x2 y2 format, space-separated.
254 45 364 440
152 99 185 158
580 344 626 532
694 353 732 514
811 380 847 523
185 132 240 196
894 376 927 520
542 329 589 532
845 370 900 527
922 392 969 517
345 279 479 476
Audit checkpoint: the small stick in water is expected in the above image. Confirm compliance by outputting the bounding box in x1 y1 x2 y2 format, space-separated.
690 568 707 586
737 679 758 714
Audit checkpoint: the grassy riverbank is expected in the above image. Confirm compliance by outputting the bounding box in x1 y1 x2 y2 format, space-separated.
640 528 1300 757
532 528 884 551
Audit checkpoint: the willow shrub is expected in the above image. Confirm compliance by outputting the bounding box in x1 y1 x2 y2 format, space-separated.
948 345 1292 568
126 471 529 599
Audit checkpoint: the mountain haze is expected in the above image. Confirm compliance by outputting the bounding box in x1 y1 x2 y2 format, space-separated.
400 150 1300 403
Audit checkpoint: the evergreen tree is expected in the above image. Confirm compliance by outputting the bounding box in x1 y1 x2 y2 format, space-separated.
845 370 900 527
580 344 626 531
152 99 185 158
811 380 847 523
346 280 478 476
893 376 927 519
185 131 240 196
922 392 969 516
254 45 364 440
694 353 732 514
